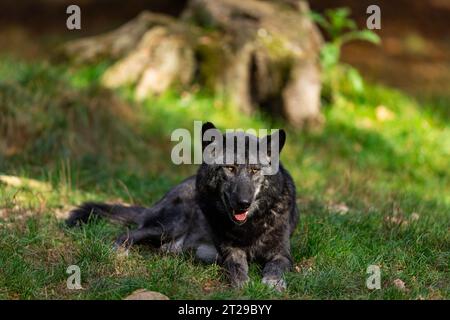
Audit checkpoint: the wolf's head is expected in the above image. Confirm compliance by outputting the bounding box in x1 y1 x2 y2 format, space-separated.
197 122 286 225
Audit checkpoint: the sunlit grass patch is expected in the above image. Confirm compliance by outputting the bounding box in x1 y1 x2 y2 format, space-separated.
0 57 449 299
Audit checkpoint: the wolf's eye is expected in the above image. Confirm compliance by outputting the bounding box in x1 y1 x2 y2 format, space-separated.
249 168 260 174
224 166 235 173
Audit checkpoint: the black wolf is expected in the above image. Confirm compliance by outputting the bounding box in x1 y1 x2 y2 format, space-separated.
67 122 299 291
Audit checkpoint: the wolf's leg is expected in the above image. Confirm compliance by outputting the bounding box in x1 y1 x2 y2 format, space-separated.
195 244 219 264
114 227 163 249
261 254 292 291
222 248 249 288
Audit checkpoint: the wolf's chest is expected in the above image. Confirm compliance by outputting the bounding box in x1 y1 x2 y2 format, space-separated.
226 215 280 251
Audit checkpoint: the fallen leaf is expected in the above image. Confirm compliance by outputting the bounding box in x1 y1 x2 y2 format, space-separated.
203 279 221 293
393 278 407 291
384 215 409 226
295 257 316 273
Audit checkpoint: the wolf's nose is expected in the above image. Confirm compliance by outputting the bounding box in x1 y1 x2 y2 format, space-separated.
237 199 251 210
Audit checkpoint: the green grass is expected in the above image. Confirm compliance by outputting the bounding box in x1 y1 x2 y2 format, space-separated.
0 56 449 300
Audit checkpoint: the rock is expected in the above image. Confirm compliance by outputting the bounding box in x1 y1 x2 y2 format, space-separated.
123 289 169 300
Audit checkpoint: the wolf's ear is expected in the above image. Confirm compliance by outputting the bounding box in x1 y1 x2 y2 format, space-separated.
202 122 216 134
260 129 286 156
201 122 221 151
278 129 286 152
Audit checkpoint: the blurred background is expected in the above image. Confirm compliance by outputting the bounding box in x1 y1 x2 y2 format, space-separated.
1 0 449 97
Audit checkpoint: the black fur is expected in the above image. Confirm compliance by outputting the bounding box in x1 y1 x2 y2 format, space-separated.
67 122 299 290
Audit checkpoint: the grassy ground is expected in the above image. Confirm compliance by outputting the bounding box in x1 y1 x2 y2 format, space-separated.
0 57 449 300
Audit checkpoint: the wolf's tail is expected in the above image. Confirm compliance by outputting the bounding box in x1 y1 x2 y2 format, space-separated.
66 202 146 227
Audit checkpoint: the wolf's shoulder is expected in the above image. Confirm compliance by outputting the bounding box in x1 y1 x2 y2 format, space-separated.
279 164 296 192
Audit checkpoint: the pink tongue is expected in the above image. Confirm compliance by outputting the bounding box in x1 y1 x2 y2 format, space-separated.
234 211 248 221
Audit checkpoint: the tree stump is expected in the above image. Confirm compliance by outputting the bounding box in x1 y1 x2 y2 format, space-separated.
61 0 323 127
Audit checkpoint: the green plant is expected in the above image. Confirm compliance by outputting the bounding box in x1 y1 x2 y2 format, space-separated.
311 8 381 101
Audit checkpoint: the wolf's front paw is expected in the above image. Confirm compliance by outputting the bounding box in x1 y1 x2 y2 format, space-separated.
230 274 249 289
262 276 286 292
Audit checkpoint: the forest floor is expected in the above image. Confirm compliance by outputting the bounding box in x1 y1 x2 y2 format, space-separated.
0 56 449 299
